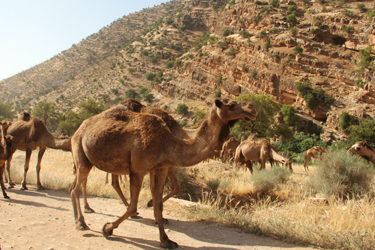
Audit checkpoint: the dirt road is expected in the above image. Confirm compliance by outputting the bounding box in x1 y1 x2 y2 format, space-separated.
0 186 314 250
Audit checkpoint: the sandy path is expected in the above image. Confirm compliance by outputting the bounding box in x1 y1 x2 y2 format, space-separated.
0 186 314 250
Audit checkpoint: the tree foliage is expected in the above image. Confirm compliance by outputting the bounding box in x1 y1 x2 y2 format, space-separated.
0 103 14 121
281 104 299 126
339 112 359 133
175 103 189 115
346 119 375 147
231 94 280 139
32 101 58 131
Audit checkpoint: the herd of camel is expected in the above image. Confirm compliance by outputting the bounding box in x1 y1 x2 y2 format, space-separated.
0 97 374 249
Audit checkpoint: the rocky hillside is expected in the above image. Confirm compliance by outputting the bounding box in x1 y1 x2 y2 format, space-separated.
1 0 375 143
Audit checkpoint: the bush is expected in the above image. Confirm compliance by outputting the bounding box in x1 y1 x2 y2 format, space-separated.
194 110 207 121
217 74 223 84
286 14 297 26
175 103 189 115
125 89 141 101
240 30 251 38
166 60 174 69
214 87 221 98
347 119 375 147
314 21 323 28
281 104 299 126
357 4 366 12
339 112 359 133
223 29 231 37
342 25 354 34
305 150 374 198
251 167 291 195
289 27 298 37
145 72 155 81
270 0 280 8
277 131 326 154
343 9 354 17
293 46 303 55
226 47 236 56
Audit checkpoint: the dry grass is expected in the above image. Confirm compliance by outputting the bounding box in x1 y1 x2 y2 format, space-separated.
7 149 375 249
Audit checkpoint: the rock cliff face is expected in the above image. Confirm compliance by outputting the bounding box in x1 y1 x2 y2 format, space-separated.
1 0 375 142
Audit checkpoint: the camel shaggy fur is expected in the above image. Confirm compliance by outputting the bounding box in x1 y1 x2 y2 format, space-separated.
235 136 292 173
69 97 257 249
303 146 327 172
348 141 375 166
6 112 71 190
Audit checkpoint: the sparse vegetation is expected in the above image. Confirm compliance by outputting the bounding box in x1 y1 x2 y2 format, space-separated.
175 103 189 115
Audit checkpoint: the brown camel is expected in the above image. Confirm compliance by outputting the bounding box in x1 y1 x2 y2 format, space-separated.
69 97 257 249
0 135 14 199
82 98 212 213
220 136 240 162
303 145 327 172
1 121 11 183
348 141 375 166
234 136 292 173
6 112 71 190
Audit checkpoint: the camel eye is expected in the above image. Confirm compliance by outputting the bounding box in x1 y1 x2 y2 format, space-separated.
228 104 236 110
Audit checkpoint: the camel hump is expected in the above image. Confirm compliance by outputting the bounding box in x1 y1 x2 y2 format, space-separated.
18 111 31 121
119 98 144 112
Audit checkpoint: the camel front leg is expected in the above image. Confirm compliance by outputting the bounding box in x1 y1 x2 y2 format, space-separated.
151 168 178 249
36 146 46 190
245 160 253 173
102 172 144 238
147 167 181 208
20 149 32 190
0 163 9 199
5 151 15 188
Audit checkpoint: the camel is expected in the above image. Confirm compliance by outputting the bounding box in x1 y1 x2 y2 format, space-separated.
234 136 292 173
347 141 375 167
82 98 232 213
0 135 14 199
69 97 257 249
220 136 240 162
1 121 11 183
303 145 327 172
6 112 71 190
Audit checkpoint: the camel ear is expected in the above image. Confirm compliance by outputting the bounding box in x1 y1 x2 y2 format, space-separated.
215 99 223 108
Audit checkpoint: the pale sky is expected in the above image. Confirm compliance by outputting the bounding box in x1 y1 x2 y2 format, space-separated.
0 0 168 80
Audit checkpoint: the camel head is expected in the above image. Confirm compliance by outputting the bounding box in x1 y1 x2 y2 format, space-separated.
0 121 11 133
348 141 371 156
214 98 257 124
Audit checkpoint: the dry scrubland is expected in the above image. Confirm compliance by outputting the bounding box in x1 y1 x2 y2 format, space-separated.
7 148 375 249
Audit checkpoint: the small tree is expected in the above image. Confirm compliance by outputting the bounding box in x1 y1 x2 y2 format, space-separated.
214 87 221 97
281 104 299 126
293 45 303 55
286 14 297 26
270 0 280 8
175 103 189 115
340 112 359 133
145 72 155 81
166 60 174 69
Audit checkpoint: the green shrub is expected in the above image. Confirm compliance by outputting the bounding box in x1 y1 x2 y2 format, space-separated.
217 74 223 84
240 30 251 38
194 110 207 121
281 104 299 126
166 60 175 69
342 25 354 34
251 167 291 195
288 4 297 13
286 14 297 26
347 119 375 147
357 3 366 12
277 131 326 154
250 69 258 79
145 72 155 81
270 0 280 8
367 9 375 22
293 46 303 55
340 112 359 133
214 87 221 98
305 150 374 198
358 45 373 68
125 89 141 101
223 29 231 37
343 9 354 17
175 103 189 115
226 47 236 56
289 27 298 37
314 21 323 28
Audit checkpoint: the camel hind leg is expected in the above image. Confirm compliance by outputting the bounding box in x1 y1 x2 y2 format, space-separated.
111 174 130 207
20 149 32 190
70 145 93 230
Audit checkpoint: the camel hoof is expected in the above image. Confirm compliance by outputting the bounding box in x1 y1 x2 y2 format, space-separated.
84 207 95 213
3 195 10 199
20 186 28 190
7 184 15 189
130 212 140 219
76 221 89 231
160 240 178 249
37 185 45 191
102 223 114 238
147 200 153 207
